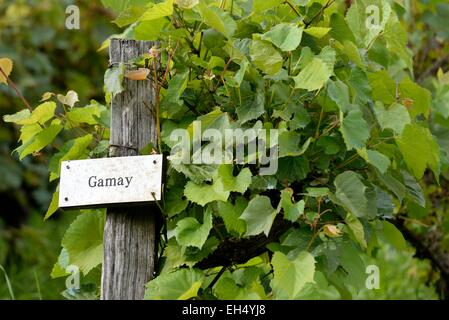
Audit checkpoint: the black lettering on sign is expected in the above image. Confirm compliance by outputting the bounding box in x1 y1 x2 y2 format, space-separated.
88 176 133 188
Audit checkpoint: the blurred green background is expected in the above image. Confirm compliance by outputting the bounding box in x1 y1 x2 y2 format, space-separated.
0 0 117 299
0 0 448 299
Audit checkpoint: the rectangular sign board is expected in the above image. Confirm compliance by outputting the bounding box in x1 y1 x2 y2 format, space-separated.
59 155 163 209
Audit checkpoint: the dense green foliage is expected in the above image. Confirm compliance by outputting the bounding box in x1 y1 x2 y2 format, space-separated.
2 0 449 300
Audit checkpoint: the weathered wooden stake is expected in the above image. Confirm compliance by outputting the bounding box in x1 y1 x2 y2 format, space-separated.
101 39 159 300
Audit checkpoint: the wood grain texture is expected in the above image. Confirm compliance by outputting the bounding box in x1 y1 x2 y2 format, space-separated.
101 39 159 300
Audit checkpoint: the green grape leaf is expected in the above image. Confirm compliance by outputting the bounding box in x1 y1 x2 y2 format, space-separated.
215 165 252 194
250 40 283 75
145 268 204 300
61 210 105 275
261 23 303 52
171 162 218 184
216 198 247 236
198 2 236 39
340 110 370 150
104 62 125 97
327 79 353 113
271 251 315 299
334 171 375 218
346 0 391 47
140 0 174 21
303 27 331 38
368 70 396 106
44 190 60 220
345 213 367 250
174 209 213 249
398 77 431 119
276 156 310 182
280 188 305 222
240 195 278 236
10 102 56 126
373 102 410 135
384 18 413 70
294 57 333 91
236 83 265 124
165 187 189 217
50 248 70 279
184 180 229 206
358 148 390 174
101 0 148 12
376 220 406 250
396 124 440 179
252 0 283 13
48 134 93 181
18 124 42 144
279 132 312 158
160 71 189 118
66 102 108 126
17 120 63 160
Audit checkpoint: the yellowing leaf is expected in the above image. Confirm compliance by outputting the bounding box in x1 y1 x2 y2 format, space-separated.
176 0 199 9
323 224 342 238
13 102 56 126
3 109 31 124
0 57 13 84
40 92 55 102
57 90 79 108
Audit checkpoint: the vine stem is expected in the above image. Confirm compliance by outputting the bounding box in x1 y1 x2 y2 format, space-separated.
0 66 33 112
305 0 335 27
153 41 180 154
307 225 324 251
207 266 227 290
284 1 302 19
336 153 360 170
152 57 162 154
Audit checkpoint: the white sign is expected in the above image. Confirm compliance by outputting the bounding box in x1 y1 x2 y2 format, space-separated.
59 155 163 208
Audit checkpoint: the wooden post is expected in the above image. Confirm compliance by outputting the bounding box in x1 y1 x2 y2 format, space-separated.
101 39 159 300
